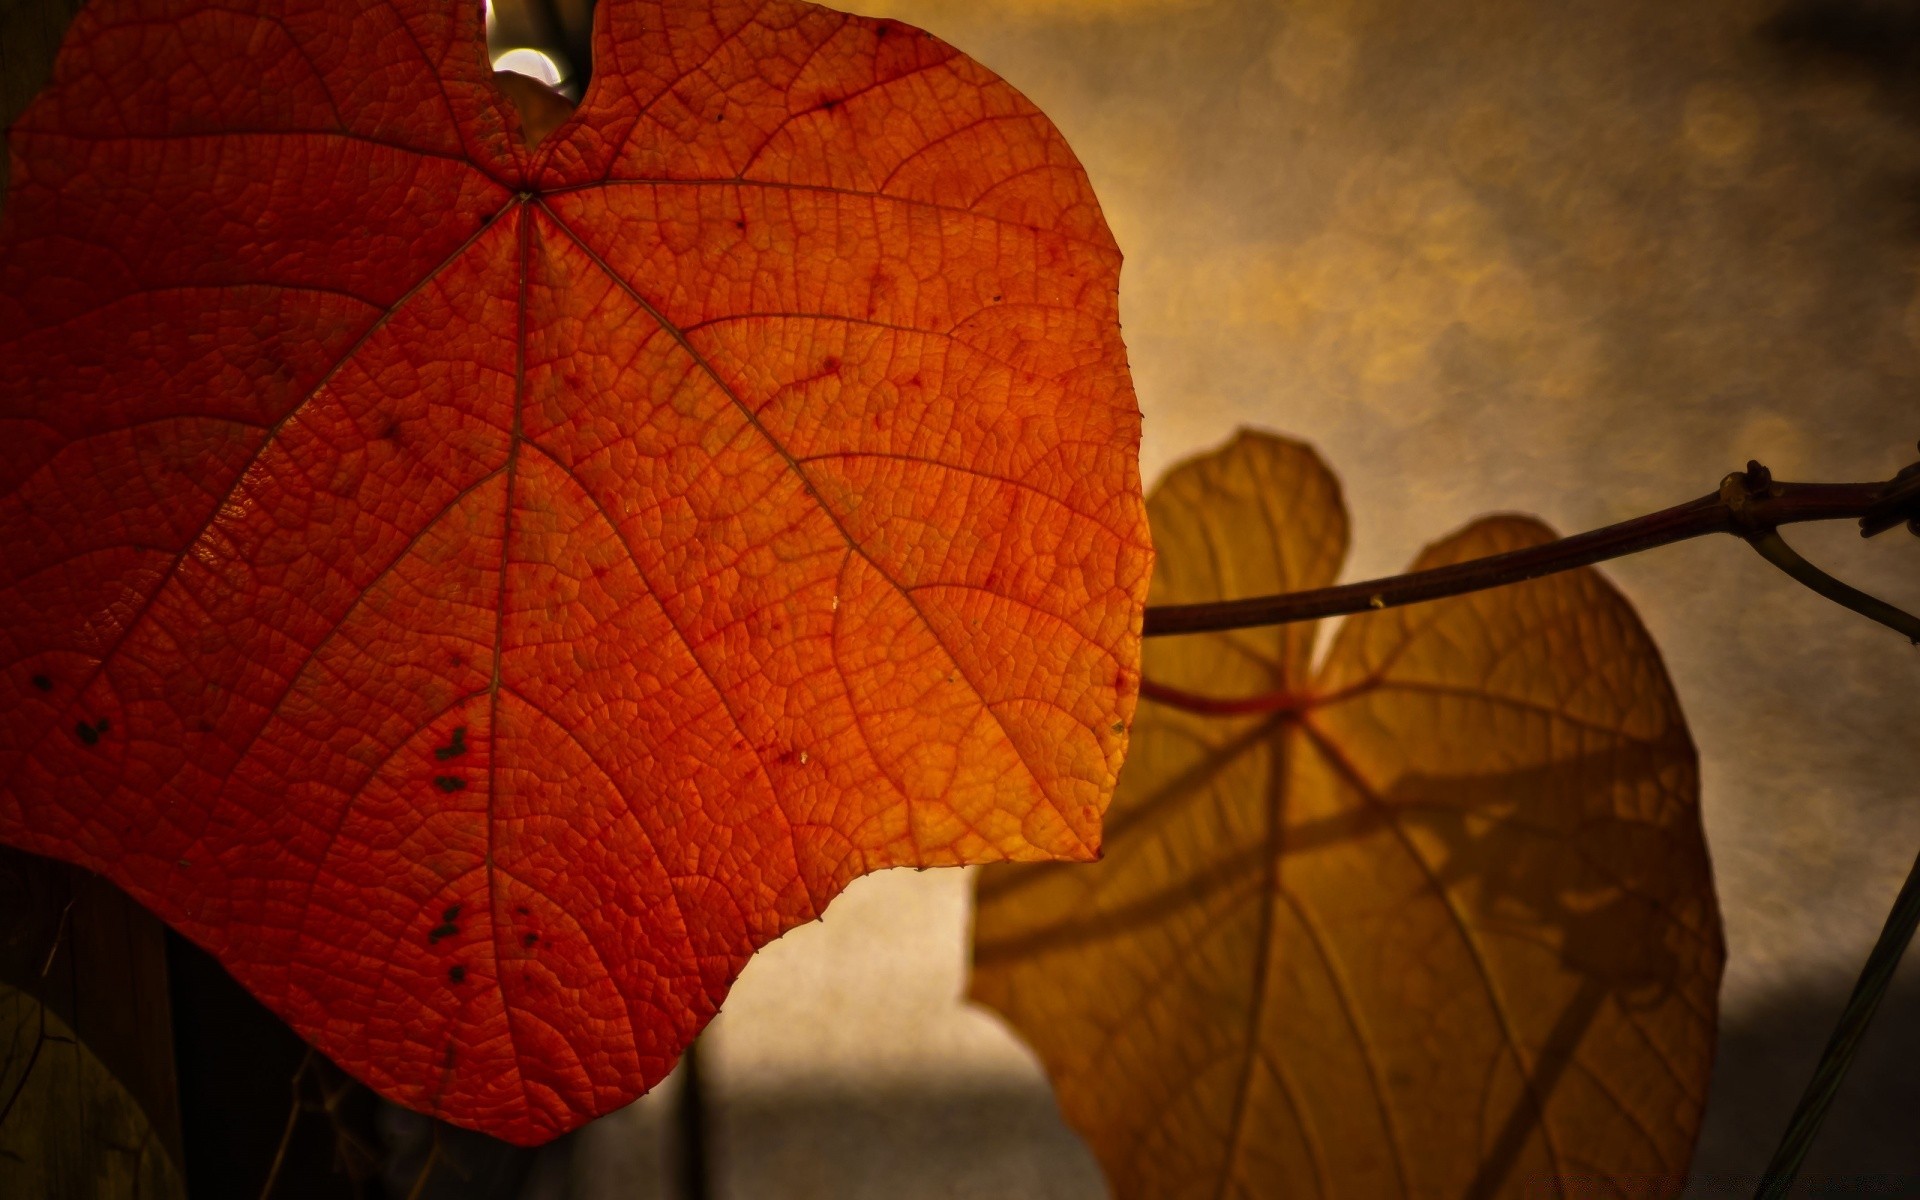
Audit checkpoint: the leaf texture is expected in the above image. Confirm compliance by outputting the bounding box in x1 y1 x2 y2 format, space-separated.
0 0 1150 1143
971 431 1721 1198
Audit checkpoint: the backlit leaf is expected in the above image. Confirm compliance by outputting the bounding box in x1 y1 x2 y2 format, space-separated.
0 0 1150 1143
0 983 186 1199
972 431 1721 1198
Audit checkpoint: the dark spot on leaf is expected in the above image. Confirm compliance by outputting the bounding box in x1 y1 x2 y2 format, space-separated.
443 1043 456 1068
992 294 1003 303
95 718 108 732
448 965 466 984
877 24 890 36
822 356 839 372
449 653 464 668
735 219 746 230
523 933 539 948
822 98 837 111
435 726 468 761
443 903 462 922
29 674 51 692
434 776 466 793
515 905 530 916
429 922 458 944
74 721 99 746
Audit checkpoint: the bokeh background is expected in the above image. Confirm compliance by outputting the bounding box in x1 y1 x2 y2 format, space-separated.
5 0 1917 1195
581 1 1919 1195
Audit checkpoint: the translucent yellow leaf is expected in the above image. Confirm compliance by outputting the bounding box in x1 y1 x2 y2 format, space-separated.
972 430 1722 1199
0 983 185 1200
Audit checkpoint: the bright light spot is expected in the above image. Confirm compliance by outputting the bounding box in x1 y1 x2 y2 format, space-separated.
492 47 563 86
483 0 494 34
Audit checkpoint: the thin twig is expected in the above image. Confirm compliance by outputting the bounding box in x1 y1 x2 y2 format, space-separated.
402 1124 442 1200
1744 529 1920 643
257 1048 315 1200
1755 844 1920 1198
1142 457 1917 637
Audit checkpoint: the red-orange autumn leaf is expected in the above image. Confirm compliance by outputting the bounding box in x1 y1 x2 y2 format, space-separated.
0 0 1150 1143
972 432 1721 1198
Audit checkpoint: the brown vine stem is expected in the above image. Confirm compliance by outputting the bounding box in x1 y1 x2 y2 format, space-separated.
1140 456 1920 639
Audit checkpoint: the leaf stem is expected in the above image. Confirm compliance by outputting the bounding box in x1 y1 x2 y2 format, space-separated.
1743 529 1920 643
1141 457 1919 638
1754 842 1920 1198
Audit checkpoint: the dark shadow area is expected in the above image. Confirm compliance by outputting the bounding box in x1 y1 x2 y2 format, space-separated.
167 932 567 1200
707 1082 1104 1200
1686 958 1920 1197
167 931 380 1200
1764 0 1920 94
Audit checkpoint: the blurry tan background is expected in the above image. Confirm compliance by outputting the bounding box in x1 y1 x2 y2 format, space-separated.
567 0 1920 1195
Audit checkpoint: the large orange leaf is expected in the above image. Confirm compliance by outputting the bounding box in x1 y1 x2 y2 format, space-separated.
0 0 1150 1143
972 432 1720 1198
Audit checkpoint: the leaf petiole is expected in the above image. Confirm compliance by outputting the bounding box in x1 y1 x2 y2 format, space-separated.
1743 528 1920 644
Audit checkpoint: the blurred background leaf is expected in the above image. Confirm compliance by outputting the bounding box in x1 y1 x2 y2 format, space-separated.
973 431 1722 1198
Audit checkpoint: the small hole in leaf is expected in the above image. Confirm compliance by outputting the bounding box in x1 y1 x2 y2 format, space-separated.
486 0 591 101
448 965 467 984
493 47 563 87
